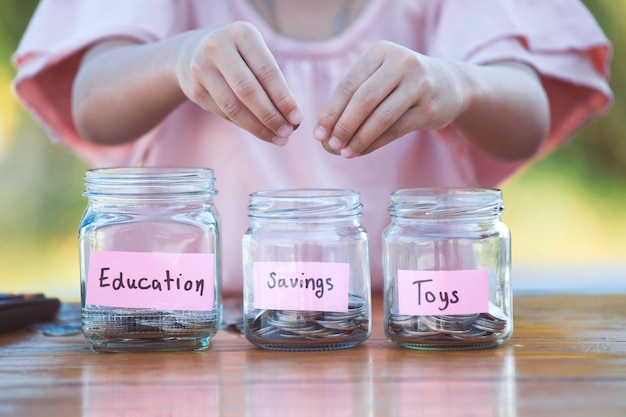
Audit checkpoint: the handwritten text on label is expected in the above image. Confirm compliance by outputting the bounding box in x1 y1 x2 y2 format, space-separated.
86 250 215 311
397 269 489 316
253 261 350 312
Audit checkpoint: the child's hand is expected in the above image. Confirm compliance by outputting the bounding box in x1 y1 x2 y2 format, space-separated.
314 41 467 158
176 22 303 145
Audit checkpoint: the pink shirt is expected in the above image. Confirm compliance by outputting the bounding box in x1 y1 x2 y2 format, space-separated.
13 0 612 294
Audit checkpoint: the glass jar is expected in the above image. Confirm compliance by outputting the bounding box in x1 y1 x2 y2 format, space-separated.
79 167 220 352
242 189 371 350
382 188 512 350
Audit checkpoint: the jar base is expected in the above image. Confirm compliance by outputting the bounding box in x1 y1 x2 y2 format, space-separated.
387 335 509 351
87 335 212 353
247 337 368 351
81 306 219 352
245 328 370 351
385 310 512 351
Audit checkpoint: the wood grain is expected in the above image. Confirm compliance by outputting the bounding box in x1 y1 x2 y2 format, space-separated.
1 295 624 416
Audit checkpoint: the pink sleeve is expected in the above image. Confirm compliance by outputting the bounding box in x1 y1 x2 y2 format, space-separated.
429 0 613 186
12 0 192 167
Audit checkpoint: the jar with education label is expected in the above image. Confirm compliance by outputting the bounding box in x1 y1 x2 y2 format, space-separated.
79 167 221 352
242 189 371 350
382 188 512 350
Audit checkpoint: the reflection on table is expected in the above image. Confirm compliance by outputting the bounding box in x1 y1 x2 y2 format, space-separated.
1 295 625 416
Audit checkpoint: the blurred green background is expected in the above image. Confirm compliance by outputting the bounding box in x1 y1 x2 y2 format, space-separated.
1 1 624 300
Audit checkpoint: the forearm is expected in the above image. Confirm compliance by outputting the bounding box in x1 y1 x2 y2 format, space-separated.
72 24 302 146
312 42 549 160
451 61 550 160
72 36 189 145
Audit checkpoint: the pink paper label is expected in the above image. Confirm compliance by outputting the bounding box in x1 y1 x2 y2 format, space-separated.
397 269 489 315
253 262 350 312
86 250 215 311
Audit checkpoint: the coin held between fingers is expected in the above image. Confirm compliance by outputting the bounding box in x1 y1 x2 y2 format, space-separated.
322 140 341 155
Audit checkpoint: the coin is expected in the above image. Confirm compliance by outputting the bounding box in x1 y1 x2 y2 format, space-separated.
246 294 369 342
387 305 509 344
321 140 341 155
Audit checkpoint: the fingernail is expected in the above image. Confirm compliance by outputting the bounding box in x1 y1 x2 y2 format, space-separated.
272 136 288 146
277 124 292 138
313 126 327 141
328 136 341 150
288 109 303 125
340 146 354 158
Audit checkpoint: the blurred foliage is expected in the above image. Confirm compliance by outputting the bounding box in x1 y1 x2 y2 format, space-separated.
0 0 37 59
1 0 87 246
549 1 626 186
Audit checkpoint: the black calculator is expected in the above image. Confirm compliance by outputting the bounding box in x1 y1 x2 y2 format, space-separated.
0 293 60 334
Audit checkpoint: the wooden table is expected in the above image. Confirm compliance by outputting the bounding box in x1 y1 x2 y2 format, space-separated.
1 295 625 416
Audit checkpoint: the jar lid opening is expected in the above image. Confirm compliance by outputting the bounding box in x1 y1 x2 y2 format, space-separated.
389 188 503 219
248 188 362 219
84 167 216 197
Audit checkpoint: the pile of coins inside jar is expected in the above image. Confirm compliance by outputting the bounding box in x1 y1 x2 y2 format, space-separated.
387 306 508 344
83 308 220 337
246 294 369 343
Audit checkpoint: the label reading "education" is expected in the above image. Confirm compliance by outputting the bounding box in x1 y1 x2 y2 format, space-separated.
86 250 215 311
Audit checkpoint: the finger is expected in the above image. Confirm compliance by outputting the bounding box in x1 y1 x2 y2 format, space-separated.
238 40 303 127
335 64 408 156
199 71 281 144
216 58 291 139
216 24 301 138
314 70 369 145
340 83 413 156
313 49 379 142
357 107 420 156
315 44 397 150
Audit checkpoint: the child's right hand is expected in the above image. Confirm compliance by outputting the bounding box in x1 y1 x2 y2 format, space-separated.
176 22 303 146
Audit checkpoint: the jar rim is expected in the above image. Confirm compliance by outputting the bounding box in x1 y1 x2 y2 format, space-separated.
389 187 503 219
84 167 216 197
250 188 359 199
390 187 501 198
248 188 362 219
86 166 214 179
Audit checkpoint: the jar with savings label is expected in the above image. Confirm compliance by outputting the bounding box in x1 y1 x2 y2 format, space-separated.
79 167 220 352
242 189 371 350
382 188 512 350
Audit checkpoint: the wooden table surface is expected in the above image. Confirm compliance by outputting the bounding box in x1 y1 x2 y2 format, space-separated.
1 294 625 417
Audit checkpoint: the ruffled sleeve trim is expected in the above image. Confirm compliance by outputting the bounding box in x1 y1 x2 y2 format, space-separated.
11 0 188 167
428 0 613 186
